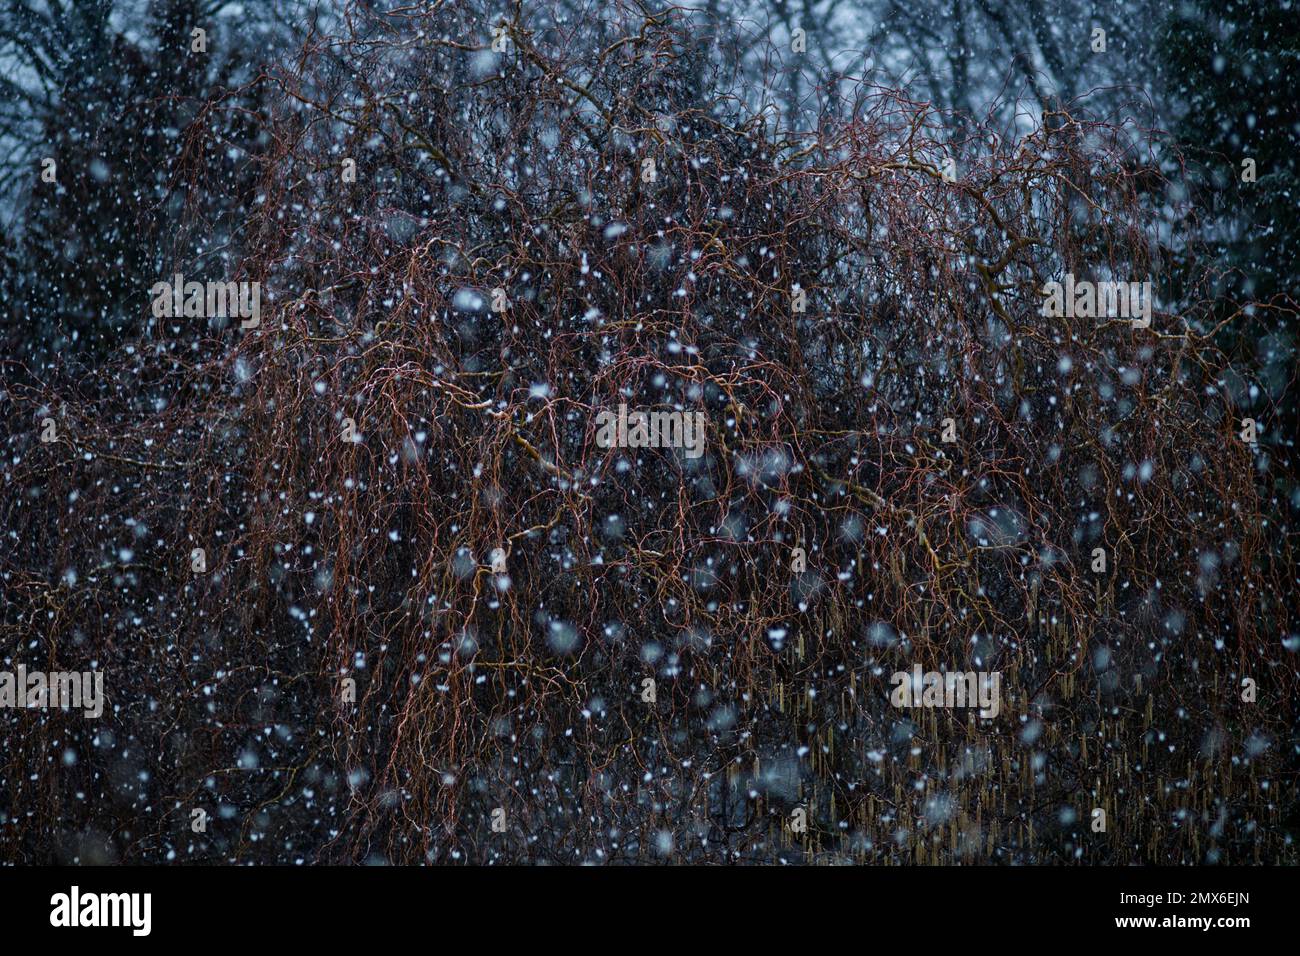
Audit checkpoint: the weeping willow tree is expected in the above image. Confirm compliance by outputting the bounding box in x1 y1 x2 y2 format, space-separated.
1 0 1295 865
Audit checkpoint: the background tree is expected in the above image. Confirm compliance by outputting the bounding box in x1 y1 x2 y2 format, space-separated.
1157 0 1300 450
0 0 289 371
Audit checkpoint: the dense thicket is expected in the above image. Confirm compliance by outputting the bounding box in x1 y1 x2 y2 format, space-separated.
1 1 1296 864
